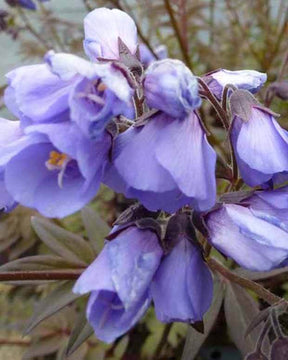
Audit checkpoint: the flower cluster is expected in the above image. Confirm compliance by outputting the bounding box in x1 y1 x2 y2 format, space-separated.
1 6 288 343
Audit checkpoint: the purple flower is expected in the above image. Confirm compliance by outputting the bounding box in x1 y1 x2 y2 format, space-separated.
45 51 134 138
204 188 288 271
203 69 267 99
5 52 133 137
230 91 288 186
5 0 49 10
0 119 111 218
106 60 216 213
151 214 213 323
144 59 201 117
139 43 167 68
73 225 163 343
83 8 138 61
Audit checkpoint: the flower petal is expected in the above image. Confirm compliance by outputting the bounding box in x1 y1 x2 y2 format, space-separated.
83 8 137 60
155 112 216 211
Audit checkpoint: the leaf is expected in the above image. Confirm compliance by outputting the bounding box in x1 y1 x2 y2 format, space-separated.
0 255 84 272
81 206 110 253
31 217 94 265
181 275 225 360
23 335 65 359
224 282 261 356
25 280 80 335
66 308 94 356
113 335 129 358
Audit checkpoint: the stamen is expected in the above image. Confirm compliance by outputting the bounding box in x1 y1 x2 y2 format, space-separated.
76 92 105 105
97 82 107 92
45 151 71 189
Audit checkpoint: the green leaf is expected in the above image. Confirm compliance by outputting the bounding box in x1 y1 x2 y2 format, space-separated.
23 335 65 359
181 275 225 360
224 282 261 356
81 206 110 253
25 280 80 335
0 255 84 272
66 308 94 356
31 217 94 265
114 335 129 358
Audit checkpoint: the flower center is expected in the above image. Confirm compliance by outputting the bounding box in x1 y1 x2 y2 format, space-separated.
45 151 71 188
46 151 68 169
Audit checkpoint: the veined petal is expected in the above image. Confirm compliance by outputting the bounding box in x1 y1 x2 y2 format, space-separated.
83 7 137 60
155 112 216 211
73 246 114 295
114 115 177 193
107 226 163 309
152 238 212 322
235 108 288 174
206 204 288 271
87 290 150 343
5 64 72 123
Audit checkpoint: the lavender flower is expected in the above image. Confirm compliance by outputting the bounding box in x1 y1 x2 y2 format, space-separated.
151 214 213 323
83 7 138 61
204 188 288 271
203 69 267 99
73 224 163 343
230 90 288 186
0 119 111 218
107 59 216 213
5 52 133 137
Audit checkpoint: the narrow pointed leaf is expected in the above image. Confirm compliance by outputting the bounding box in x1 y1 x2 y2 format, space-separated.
81 206 110 253
66 308 94 356
31 217 94 265
224 282 261 356
0 255 84 272
25 280 80 335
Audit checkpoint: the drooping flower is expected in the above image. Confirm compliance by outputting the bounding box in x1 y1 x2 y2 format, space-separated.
203 69 267 99
73 224 163 343
0 118 111 218
83 7 138 61
229 90 288 187
203 188 288 271
106 59 217 213
151 214 213 323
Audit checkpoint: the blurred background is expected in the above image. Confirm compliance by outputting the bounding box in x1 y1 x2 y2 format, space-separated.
0 1 287 359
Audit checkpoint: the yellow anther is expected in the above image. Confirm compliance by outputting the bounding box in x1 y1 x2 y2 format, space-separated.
97 82 107 92
47 151 68 168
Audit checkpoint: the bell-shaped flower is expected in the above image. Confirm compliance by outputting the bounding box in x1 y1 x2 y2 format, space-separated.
0 117 111 218
83 7 138 61
230 90 288 187
204 188 288 271
151 214 213 323
107 59 216 213
73 224 163 343
203 69 267 99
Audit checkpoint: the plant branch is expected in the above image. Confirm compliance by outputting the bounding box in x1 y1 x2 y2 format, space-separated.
207 258 282 305
0 270 83 281
163 0 192 70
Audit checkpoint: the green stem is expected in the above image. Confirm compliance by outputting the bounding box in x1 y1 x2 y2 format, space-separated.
152 323 173 360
